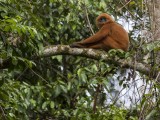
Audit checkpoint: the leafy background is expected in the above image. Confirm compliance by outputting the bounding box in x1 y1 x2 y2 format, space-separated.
0 0 159 120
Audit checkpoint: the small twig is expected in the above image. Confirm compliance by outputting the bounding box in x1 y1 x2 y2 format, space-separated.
93 84 100 113
118 0 132 11
83 4 95 35
30 68 49 84
118 0 136 18
16 67 28 80
112 87 124 105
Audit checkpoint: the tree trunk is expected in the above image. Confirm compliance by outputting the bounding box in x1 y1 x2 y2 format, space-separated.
147 0 160 81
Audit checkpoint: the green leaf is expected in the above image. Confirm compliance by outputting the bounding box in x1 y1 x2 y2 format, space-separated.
78 69 87 82
42 101 49 109
60 85 67 93
67 82 71 90
54 85 61 97
50 101 54 108
9 113 16 117
91 64 98 72
30 99 36 107
4 26 10 31
12 57 18 65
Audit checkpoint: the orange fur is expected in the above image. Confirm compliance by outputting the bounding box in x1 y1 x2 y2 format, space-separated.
70 13 129 51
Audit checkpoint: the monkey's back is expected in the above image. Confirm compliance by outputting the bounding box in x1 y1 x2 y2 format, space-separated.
108 22 129 51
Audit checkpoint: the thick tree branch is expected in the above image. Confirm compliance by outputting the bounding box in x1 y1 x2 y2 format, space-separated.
0 45 151 76
41 45 151 75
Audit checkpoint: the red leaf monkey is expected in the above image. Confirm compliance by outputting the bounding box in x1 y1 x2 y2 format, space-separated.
70 13 129 51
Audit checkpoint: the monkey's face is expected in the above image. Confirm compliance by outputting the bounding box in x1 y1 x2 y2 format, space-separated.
96 13 114 28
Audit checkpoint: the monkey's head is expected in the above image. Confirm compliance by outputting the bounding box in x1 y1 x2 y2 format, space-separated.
96 13 114 28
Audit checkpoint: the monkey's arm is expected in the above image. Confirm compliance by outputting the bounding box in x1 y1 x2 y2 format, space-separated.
70 27 109 48
80 27 109 44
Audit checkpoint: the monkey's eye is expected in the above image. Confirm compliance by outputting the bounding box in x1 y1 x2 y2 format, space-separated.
99 17 107 22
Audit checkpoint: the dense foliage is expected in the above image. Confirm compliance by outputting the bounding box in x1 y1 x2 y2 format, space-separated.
0 0 160 120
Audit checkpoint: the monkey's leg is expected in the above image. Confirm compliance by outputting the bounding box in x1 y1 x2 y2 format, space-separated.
87 43 104 49
103 38 127 51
